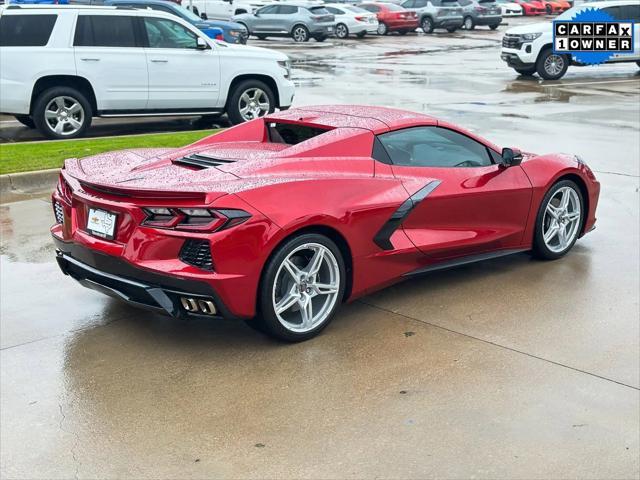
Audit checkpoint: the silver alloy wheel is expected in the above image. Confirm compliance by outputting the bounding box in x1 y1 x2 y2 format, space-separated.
293 26 308 42
542 186 581 253
421 18 431 32
238 88 270 121
272 243 341 333
336 23 348 38
544 53 565 76
464 16 473 29
377 22 387 34
44 96 85 136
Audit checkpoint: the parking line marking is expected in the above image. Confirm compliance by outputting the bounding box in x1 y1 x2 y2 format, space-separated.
545 79 640 88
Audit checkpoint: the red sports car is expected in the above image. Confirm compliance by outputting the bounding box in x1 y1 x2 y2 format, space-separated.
51 105 600 342
358 2 419 35
513 0 545 15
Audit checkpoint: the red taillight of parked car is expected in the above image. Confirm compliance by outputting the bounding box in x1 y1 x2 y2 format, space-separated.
355 15 367 21
215 33 224 41
141 207 251 232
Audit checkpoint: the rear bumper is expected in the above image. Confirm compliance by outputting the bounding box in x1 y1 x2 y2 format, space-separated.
54 237 247 320
309 23 336 35
473 15 502 25
434 17 464 28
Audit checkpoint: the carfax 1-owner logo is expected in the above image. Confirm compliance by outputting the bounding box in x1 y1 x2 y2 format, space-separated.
554 8 635 65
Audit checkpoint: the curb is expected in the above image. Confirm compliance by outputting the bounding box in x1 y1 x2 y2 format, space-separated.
0 168 59 200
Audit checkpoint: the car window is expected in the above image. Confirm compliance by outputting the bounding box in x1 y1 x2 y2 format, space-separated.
620 4 640 21
277 5 298 14
601 6 624 20
74 15 138 47
257 5 278 14
344 5 368 12
148 4 176 14
385 3 405 10
0 14 57 47
143 17 198 48
309 6 330 14
403 0 415 7
415 0 428 7
360 4 380 12
325 6 342 14
377 127 494 167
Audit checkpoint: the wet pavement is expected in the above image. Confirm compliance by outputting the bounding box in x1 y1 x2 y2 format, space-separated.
1 19 640 479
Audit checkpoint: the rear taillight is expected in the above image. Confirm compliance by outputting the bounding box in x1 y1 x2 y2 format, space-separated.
57 175 72 203
475 6 487 12
355 15 366 21
215 33 224 41
141 207 250 232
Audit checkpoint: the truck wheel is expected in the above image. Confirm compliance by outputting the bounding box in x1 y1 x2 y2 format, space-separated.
421 16 434 33
536 49 569 80
14 115 35 129
463 16 474 30
33 86 92 140
291 24 309 42
514 66 536 76
226 79 275 124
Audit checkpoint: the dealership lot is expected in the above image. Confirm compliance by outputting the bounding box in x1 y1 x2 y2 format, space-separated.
1 18 640 479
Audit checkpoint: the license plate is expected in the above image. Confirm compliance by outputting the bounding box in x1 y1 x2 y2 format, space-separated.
86 207 117 240
327 26 333 31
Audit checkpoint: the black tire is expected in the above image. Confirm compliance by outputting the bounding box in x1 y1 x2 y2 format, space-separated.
489 23 499 30
636 60 640 67
256 34 267 40
226 79 275 125
446 26 457 33
421 16 434 33
536 48 569 80
33 86 92 140
514 66 537 76
377 22 388 35
252 233 346 342
291 24 309 42
314 35 327 42
463 15 475 30
532 180 585 260
336 22 349 39
545 4 552 14
14 115 35 129
356 31 366 38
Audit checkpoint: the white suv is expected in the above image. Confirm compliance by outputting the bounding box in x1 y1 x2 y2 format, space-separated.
0 5 295 139
501 0 640 80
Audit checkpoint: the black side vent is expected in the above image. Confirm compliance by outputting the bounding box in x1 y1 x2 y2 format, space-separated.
173 153 237 170
179 239 213 271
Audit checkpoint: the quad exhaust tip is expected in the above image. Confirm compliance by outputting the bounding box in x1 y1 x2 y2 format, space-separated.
180 297 217 316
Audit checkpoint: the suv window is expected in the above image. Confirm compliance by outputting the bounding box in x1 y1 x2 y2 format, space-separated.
621 4 640 21
415 0 428 7
257 5 278 14
309 6 330 14
74 15 138 47
143 17 198 48
0 14 57 47
377 127 494 167
277 5 298 14
402 0 415 7
325 6 343 14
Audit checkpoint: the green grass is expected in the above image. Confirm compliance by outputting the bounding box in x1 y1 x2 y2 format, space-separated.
0 129 219 175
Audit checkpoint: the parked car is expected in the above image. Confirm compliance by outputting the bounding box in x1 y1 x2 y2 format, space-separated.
185 0 260 20
458 0 501 30
398 0 462 33
104 0 247 43
0 5 294 138
538 0 570 13
233 4 335 42
512 0 545 14
494 0 523 16
50 104 601 341
501 0 640 79
324 3 378 38
6 0 68 4
358 2 418 35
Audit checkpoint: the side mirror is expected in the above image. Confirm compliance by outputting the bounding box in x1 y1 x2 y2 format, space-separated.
200 12 208 19
196 37 208 49
501 147 523 167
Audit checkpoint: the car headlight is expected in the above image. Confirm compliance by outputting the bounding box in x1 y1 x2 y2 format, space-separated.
229 30 241 37
277 60 291 79
521 32 542 41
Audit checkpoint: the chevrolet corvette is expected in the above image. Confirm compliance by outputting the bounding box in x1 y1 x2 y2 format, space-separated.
51 105 600 341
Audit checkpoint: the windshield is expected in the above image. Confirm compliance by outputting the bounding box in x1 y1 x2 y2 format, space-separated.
178 5 205 22
385 4 405 11
344 5 368 12
309 6 331 13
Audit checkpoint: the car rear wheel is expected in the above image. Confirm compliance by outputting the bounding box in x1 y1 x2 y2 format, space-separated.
336 22 349 38
489 23 499 29
253 233 346 342
533 180 584 260
33 87 92 140
14 115 35 129
226 79 275 125
421 16 434 33
463 16 475 30
291 24 310 42
536 49 569 80
377 22 388 35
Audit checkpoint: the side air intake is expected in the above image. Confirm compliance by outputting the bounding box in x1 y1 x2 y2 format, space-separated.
173 153 237 169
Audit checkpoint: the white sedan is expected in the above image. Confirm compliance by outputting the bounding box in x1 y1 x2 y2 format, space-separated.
324 4 380 38
495 0 523 15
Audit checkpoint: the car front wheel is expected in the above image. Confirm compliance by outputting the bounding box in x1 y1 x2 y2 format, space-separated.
33 87 92 140
536 49 569 80
421 17 434 33
533 180 584 260
226 79 275 124
253 233 346 342
291 24 310 42
377 22 388 35
463 16 474 30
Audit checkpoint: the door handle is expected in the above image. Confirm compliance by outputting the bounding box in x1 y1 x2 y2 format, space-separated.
150 59 168 63
80 58 100 62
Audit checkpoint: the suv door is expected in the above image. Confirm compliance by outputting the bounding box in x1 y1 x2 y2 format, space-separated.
376 125 532 259
73 14 148 110
141 15 220 109
252 5 281 32
273 5 299 34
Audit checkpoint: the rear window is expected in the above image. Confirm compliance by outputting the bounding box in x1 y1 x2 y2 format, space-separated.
385 4 406 11
309 6 331 14
74 15 138 47
0 14 57 47
267 122 331 145
344 5 368 12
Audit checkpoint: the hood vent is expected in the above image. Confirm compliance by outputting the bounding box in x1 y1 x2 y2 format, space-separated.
173 153 237 170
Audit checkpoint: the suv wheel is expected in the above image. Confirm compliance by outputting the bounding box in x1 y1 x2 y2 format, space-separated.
377 22 388 35
291 24 309 42
14 115 35 129
463 16 474 30
226 79 275 124
536 49 569 80
33 87 92 140
489 23 499 30
336 23 349 39
421 16 434 33
252 233 346 342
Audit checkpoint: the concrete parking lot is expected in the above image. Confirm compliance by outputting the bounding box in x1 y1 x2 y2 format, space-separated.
1 19 639 479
